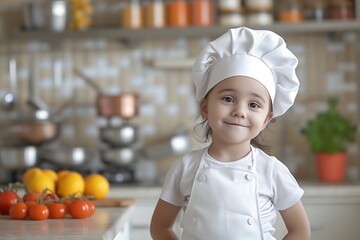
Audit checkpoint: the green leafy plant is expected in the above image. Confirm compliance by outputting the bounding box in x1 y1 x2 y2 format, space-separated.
302 97 356 153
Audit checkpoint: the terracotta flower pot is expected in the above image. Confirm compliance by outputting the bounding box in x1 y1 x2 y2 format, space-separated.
316 152 346 182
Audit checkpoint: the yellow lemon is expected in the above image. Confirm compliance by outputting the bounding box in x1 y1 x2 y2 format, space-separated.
43 169 58 182
57 170 70 180
22 167 42 184
84 174 110 199
56 171 85 198
24 169 55 194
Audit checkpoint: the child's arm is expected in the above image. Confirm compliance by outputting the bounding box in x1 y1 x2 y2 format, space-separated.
279 201 311 240
150 199 182 240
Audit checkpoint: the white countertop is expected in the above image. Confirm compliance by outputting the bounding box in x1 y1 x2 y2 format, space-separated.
0 206 133 240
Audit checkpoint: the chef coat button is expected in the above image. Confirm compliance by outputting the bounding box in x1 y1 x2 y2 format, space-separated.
191 217 197 223
198 175 206 182
247 218 255 225
245 174 253 181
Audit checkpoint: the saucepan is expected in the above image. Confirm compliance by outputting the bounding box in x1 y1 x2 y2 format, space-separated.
0 146 38 170
39 147 93 167
101 147 138 167
100 123 138 147
74 68 139 119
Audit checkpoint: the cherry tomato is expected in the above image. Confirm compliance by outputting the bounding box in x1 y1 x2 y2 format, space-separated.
28 204 49 220
44 192 59 202
69 200 90 219
9 202 28 220
86 200 95 217
48 202 67 219
0 191 19 215
26 201 37 208
23 192 39 203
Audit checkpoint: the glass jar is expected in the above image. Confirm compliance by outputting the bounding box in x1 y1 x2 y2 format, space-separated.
219 0 242 11
278 0 304 23
305 0 328 21
121 0 143 29
218 9 245 26
244 0 273 11
247 10 274 25
192 0 214 26
168 0 190 27
145 0 166 28
330 0 354 20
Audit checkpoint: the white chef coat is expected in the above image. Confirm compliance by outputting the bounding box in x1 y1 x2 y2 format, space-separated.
160 146 304 238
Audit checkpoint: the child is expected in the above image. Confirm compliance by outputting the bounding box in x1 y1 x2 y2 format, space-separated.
150 27 310 240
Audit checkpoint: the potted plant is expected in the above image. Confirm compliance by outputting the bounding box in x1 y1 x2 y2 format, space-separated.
302 97 356 182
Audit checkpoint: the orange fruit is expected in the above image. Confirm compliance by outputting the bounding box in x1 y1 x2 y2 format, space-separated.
84 174 110 199
43 169 58 182
56 171 85 198
23 168 55 194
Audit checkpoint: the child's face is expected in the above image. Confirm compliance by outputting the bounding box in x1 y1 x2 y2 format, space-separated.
200 76 273 145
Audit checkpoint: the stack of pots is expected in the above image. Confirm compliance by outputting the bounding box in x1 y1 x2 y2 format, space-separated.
74 69 140 178
98 93 141 168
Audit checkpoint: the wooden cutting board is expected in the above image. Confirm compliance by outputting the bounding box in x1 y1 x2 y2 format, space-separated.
93 198 135 207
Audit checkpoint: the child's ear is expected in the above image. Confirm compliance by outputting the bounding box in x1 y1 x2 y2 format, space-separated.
262 112 273 130
200 99 208 119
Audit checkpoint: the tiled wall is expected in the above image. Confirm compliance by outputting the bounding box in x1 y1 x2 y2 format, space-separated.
0 2 359 181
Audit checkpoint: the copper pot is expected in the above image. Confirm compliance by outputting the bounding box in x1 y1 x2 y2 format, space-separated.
96 93 139 119
74 69 139 119
8 120 60 146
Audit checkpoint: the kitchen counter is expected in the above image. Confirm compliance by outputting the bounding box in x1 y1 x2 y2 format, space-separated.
0 206 134 240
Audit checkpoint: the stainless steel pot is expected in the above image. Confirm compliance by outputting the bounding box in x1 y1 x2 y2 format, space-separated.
0 146 38 170
101 147 137 166
100 124 138 147
39 147 92 166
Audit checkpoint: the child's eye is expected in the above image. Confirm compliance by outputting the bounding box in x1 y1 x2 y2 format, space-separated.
222 96 234 103
249 102 260 109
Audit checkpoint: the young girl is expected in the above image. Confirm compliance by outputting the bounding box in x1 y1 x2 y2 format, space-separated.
150 27 310 240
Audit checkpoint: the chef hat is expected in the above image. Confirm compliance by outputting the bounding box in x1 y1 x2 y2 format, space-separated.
191 27 299 118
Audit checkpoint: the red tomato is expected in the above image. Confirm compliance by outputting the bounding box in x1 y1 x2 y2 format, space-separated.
26 201 37 208
86 200 95 217
0 191 19 215
48 202 67 219
28 204 49 220
69 200 90 219
44 192 59 201
23 192 39 203
9 202 28 220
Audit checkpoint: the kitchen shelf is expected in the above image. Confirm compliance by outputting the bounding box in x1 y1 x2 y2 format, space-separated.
12 20 360 44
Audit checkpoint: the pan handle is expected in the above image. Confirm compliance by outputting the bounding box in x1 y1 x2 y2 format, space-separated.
73 68 103 93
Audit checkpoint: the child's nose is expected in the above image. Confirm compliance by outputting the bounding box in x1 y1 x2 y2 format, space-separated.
232 104 246 118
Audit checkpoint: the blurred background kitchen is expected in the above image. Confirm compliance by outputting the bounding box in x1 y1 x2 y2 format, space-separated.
0 0 359 185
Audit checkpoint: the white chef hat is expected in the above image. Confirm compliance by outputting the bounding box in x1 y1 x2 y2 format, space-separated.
191 27 300 118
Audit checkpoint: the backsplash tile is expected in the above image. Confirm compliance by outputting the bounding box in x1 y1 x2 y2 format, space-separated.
0 5 359 180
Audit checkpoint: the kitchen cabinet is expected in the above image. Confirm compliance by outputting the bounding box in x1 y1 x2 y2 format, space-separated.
109 183 360 240
274 183 360 240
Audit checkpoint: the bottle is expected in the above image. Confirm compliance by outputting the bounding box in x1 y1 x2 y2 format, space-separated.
168 0 190 27
121 0 143 29
145 0 166 28
278 0 304 23
192 0 214 26
330 0 354 20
